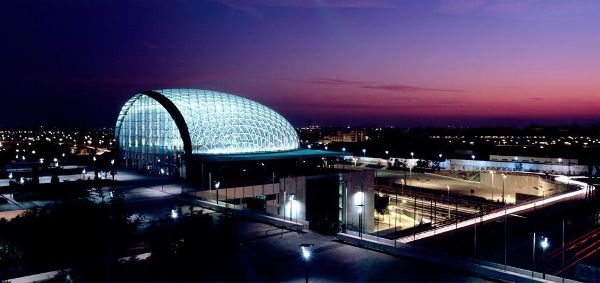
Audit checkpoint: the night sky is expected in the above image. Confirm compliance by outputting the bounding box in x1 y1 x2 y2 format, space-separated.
2 0 600 128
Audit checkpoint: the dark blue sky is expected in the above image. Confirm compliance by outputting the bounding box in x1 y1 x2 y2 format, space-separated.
2 0 600 128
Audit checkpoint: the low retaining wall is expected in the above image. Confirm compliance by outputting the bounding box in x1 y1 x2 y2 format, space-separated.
178 195 308 231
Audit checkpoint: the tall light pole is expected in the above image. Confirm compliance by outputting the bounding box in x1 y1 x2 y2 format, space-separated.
362 148 366 157
503 173 508 270
397 179 404 231
214 180 221 205
409 152 414 186
416 178 429 224
489 170 495 201
540 236 549 279
356 190 364 239
532 232 536 278
110 159 115 180
299 244 314 283
289 194 296 222
558 157 563 174
502 174 507 204
447 185 451 218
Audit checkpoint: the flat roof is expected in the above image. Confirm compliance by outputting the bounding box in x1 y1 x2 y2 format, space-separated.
193 149 351 162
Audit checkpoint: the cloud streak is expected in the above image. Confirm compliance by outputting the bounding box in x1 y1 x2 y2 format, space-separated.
436 0 600 16
362 84 462 93
212 0 397 13
303 77 462 93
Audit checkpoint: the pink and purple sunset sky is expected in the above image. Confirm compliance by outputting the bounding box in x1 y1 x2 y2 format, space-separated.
2 0 600 127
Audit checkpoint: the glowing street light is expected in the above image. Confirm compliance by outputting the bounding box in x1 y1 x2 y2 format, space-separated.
342 147 346 152
171 209 179 219
362 148 366 157
301 244 311 260
532 235 550 279
214 180 221 205
540 236 549 250
289 194 296 222
299 243 314 283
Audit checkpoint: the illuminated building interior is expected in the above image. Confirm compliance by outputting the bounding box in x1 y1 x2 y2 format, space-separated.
115 89 299 177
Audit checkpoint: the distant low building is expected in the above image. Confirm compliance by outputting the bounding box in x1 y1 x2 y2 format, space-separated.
322 130 367 144
489 155 578 165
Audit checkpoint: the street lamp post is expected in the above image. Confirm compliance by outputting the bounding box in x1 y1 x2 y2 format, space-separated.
416 178 429 224
362 148 366 157
289 194 296 222
502 174 507 204
489 170 494 201
397 179 404 231
532 232 536 278
215 180 221 205
409 152 414 186
110 159 115 180
541 236 549 279
299 244 314 283
447 185 451 218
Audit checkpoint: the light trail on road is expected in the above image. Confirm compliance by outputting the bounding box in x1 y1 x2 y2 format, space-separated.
397 184 591 243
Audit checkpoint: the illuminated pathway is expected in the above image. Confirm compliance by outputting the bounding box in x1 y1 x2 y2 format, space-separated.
397 176 591 243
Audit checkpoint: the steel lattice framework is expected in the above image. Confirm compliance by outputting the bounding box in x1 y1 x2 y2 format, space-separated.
115 89 299 175
116 89 299 156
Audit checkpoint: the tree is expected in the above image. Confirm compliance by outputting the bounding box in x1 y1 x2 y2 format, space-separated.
374 194 390 215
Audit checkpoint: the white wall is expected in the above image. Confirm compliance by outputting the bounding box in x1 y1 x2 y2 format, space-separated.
446 159 587 175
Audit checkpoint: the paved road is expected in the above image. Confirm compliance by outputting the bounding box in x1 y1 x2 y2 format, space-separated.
0 169 183 215
378 170 501 201
229 219 489 282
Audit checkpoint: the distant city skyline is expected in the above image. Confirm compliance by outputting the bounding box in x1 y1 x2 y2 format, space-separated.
2 0 600 128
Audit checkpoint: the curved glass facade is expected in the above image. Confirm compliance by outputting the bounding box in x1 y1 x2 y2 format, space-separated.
115 89 299 175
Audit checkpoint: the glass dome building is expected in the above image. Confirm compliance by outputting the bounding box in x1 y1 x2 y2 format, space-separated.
115 89 299 177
